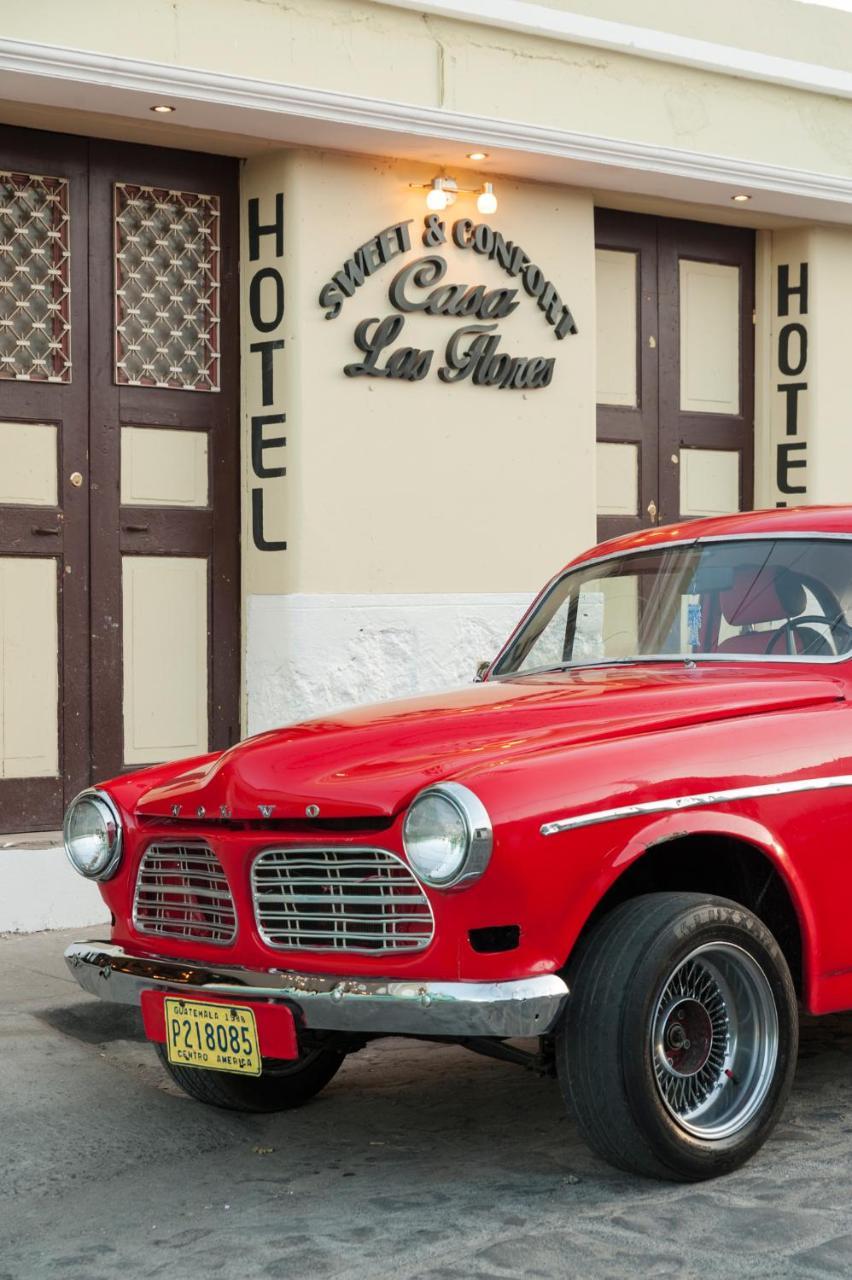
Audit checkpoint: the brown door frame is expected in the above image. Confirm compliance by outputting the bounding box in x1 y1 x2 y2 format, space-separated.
87 139 240 782
594 209 660 543
595 209 755 540
657 218 755 526
0 127 91 831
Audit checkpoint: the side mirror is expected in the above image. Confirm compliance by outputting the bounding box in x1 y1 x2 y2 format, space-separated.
474 660 491 683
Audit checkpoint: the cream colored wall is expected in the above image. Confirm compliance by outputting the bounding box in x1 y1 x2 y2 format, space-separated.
538 0 852 71
7 0 852 185
12 0 851 81
242 148 596 598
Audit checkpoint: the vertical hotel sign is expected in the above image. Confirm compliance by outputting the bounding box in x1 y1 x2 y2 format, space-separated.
774 262 809 506
246 192 287 551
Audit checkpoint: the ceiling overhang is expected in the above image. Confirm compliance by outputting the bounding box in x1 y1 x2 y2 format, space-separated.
2 37 852 225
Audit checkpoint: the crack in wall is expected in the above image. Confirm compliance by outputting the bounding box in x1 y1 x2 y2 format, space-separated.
463 34 610 72
422 13 447 108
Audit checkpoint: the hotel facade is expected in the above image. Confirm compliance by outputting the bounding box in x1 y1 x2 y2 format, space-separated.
1 0 852 927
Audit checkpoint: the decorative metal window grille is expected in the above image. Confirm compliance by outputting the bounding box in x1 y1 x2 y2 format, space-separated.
0 171 71 383
114 183 220 392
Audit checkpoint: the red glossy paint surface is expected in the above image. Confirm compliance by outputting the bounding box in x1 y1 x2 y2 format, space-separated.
97 508 852 1018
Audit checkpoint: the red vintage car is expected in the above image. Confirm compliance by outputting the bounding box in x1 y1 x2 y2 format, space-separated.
64 506 852 1180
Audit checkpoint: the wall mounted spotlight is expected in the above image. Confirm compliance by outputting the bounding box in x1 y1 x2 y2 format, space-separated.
415 177 498 214
150 104 176 114
731 193 751 203
477 182 497 215
426 177 456 211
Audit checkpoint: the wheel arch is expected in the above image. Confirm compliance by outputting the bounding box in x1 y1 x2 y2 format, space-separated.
563 810 816 1007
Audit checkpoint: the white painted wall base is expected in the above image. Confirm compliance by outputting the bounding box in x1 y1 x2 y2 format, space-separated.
0 837 110 934
245 592 534 736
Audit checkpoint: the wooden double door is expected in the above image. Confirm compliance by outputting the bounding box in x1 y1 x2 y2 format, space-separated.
595 209 755 541
0 127 240 833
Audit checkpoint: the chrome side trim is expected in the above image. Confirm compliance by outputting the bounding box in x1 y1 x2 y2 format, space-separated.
64 941 569 1038
567 530 852 578
540 773 852 836
698 531 852 544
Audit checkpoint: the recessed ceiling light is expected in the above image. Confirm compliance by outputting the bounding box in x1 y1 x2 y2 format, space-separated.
151 104 176 114
467 151 489 161
731 193 751 202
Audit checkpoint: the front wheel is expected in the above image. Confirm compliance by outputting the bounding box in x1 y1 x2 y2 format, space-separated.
155 1040 345 1113
557 892 798 1180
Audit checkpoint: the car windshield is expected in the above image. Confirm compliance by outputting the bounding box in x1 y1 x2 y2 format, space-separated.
493 537 852 676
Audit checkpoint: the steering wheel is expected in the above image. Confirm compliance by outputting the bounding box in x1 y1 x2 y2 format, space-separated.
764 615 839 657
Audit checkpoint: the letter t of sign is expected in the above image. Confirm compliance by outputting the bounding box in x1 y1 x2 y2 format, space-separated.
248 193 287 552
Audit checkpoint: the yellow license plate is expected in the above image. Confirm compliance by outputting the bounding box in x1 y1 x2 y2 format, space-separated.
164 997 261 1076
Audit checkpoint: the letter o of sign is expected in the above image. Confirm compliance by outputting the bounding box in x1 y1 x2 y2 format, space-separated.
250 267 285 333
473 223 495 256
523 264 545 299
778 322 807 378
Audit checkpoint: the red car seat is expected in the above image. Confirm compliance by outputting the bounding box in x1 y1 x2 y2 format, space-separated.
715 567 828 655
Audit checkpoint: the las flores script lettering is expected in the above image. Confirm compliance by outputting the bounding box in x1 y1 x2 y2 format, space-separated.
345 314 554 389
319 216 578 391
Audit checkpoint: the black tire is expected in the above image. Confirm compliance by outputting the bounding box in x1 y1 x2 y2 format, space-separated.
155 1041 345 1113
557 892 798 1181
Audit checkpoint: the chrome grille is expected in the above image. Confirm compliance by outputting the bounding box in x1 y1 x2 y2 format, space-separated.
251 847 434 954
133 843 236 945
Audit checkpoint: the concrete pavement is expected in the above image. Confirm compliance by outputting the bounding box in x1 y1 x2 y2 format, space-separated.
2 928 852 1279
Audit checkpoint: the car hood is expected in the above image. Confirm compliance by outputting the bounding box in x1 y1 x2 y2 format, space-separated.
134 664 845 821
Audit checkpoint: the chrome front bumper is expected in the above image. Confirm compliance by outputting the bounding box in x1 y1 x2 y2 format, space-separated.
64 941 569 1039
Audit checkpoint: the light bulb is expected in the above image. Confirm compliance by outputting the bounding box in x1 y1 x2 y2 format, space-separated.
477 183 497 215
426 183 449 211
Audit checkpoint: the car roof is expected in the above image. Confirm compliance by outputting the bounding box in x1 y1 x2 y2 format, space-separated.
567 504 852 572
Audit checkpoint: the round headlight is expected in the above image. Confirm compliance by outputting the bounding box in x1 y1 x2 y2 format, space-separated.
402 782 492 888
63 790 123 880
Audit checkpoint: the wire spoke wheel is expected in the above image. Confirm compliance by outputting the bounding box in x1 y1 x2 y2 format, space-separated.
651 941 779 1140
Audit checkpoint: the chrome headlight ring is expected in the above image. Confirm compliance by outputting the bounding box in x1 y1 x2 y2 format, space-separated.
402 781 493 889
63 788 124 881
